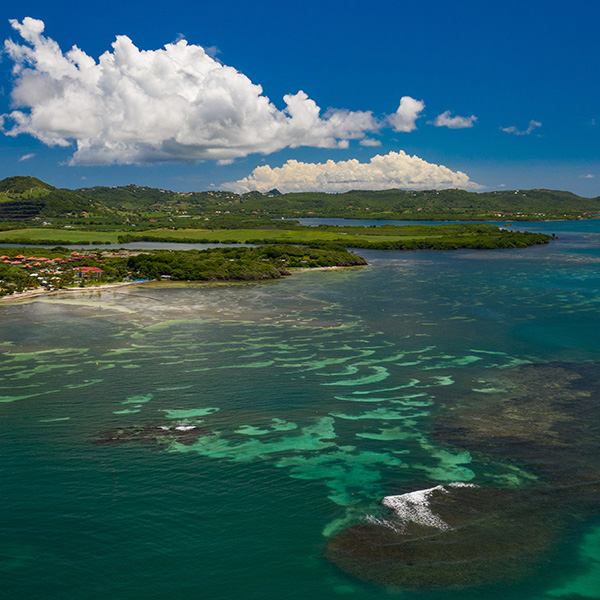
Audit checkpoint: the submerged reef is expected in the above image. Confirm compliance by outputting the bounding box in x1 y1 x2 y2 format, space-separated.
325 484 562 588
325 361 600 590
435 362 600 489
93 423 213 447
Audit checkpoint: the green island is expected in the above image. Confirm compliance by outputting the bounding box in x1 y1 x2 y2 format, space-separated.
0 175 565 295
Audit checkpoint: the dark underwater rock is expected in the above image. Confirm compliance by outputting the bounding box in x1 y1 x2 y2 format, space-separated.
434 362 600 489
325 483 563 589
93 423 213 447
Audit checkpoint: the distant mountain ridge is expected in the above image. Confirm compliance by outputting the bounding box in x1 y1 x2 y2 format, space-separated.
0 175 598 222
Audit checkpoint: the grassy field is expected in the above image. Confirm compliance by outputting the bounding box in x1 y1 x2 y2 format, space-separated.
0 228 121 244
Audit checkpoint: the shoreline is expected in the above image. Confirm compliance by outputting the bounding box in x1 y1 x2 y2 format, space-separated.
0 280 145 303
0 266 364 303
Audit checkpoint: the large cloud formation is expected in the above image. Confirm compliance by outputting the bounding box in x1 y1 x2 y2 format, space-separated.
2 18 384 165
225 151 480 193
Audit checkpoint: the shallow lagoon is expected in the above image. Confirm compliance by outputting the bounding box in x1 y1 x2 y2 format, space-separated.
2 219 600 599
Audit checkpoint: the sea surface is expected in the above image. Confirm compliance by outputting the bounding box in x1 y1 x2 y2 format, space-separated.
2 220 600 599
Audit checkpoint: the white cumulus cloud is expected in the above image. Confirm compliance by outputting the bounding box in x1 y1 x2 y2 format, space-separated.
18 152 36 161
2 17 381 165
432 110 477 129
501 120 542 135
224 150 481 193
387 96 425 132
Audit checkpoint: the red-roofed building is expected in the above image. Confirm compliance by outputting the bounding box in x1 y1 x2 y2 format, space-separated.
73 266 104 279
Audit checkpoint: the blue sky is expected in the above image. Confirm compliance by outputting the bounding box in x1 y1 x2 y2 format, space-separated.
0 0 598 196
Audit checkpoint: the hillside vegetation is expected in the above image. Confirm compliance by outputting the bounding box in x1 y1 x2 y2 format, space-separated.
0 176 597 226
0 176 114 221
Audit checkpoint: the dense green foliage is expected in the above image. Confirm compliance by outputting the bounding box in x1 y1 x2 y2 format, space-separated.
127 245 366 281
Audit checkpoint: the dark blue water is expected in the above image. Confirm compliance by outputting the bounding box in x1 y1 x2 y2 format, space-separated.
2 220 600 599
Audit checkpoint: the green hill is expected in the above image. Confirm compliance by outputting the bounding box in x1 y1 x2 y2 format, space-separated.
0 175 55 194
0 176 113 221
78 182 600 221
0 175 598 223
225 188 600 220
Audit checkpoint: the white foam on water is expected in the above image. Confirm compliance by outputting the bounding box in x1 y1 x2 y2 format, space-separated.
382 486 450 530
382 482 476 531
175 424 196 431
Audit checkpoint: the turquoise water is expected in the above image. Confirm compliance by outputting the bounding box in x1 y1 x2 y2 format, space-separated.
2 220 600 599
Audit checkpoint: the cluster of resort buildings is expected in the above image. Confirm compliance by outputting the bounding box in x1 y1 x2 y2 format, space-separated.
1 251 105 278
0 251 107 295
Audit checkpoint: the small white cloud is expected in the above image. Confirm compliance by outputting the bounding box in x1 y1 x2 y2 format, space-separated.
18 152 35 161
431 110 477 129
359 138 382 147
387 96 425 133
224 150 481 194
581 174 595 179
501 120 542 135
